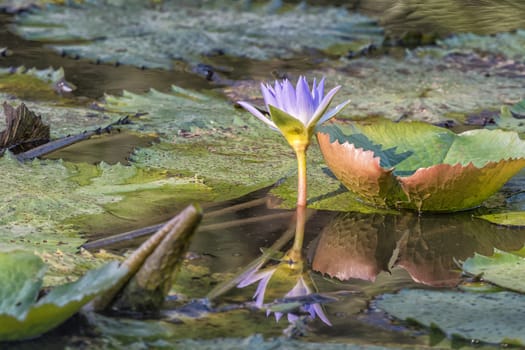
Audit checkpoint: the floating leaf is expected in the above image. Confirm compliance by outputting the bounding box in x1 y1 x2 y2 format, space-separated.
11 1 383 69
0 66 74 100
0 155 212 283
0 68 116 138
462 248 525 293
437 30 525 61
0 0 83 13
103 87 296 201
494 99 525 133
227 53 525 124
476 211 525 227
375 289 525 345
317 120 525 211
0 250 127 341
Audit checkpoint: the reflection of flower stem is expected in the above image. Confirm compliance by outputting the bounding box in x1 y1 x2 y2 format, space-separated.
289 203 306 263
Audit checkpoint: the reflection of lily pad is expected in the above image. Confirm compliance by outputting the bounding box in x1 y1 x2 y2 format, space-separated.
0 250 127 341
317 120 525 211
375 289 525 346
462 248 525 293
12 1 382 69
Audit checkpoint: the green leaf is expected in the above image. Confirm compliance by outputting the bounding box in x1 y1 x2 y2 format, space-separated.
0 67 119 138
494 100 525 133
0 250 46 317
0 155 213 284
476 211 525 227
12 1 383 69
227 53 525 124
317 120 525 211
438 30 525 60
462 248 525 293
103 87 296 201
0 250 128 341
375 289 525 346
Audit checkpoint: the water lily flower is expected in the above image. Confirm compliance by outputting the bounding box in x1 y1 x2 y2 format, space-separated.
238 76 350 152
238 76 350 209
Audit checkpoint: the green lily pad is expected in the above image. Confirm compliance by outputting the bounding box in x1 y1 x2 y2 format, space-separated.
0 0 81 12
0 68 116 138
476 211 525 227
0 249 127 341
375 289 525 346
11 1 383 69
227 53 525 124
494 99 525 133
0 155 212 283
462 248 525 293
102 86 400 210
437 30 525 60
0 66 73 101
102 86 296 201
316 120 525 211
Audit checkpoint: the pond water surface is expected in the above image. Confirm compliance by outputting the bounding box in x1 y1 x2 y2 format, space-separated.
2 7 525 350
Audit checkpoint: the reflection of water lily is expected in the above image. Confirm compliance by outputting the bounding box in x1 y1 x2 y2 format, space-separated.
238 256 331 326
238 76 350 208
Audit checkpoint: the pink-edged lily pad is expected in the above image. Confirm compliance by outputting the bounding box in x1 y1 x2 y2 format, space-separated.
317 120 525 212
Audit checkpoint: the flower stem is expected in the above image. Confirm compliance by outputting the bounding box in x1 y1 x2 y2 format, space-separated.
289 144 308 263
295 146 307 208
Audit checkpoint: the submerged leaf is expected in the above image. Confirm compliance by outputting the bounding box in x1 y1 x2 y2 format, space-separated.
317 121 525 211
375 289 525 345
0 250 127 341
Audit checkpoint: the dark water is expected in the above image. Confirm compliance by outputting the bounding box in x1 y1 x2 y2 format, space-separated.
2 8 525 350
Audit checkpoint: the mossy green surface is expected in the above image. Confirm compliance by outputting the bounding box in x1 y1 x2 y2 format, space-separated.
0 155 214 284
375 289 525 346
11 1 383 69
103 86 298 201
227 53 525 124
